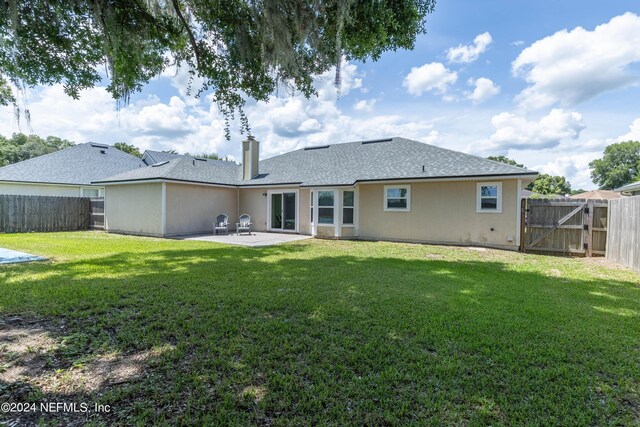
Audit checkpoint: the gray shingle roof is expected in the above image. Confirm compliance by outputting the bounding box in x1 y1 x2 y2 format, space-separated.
96 137 537 186
0 143 146 186
142 150 183 165
95 156 241 185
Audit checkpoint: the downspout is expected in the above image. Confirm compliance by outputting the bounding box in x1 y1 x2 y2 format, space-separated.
515 179 522 248
161 182 167 237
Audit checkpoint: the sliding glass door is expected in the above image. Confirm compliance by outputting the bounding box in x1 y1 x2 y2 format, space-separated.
270 191 297 231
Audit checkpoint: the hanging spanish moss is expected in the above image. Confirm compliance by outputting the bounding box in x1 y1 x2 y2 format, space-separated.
0 0 435 136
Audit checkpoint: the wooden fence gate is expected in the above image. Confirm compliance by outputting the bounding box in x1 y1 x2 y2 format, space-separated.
520 198 608 256
89 198 105 230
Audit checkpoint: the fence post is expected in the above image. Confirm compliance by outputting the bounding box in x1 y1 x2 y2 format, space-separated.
584 200 594 257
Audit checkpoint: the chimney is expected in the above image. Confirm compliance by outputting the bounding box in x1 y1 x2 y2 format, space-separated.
242 136 260 180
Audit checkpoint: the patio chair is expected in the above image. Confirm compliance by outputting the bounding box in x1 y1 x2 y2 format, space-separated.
213 214 229 235
236 214 252 235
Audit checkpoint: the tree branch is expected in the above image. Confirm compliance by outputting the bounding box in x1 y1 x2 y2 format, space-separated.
170 0 201 69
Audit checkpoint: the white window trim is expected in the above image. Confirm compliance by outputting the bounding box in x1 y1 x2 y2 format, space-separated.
267 189 300 233
316 189 337 226
476 182 503 213
384 185 411 212
342 189 355 227
80 187 103 198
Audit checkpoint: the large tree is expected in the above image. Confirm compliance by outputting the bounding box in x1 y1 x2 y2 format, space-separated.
0 133 74 166
526 173 572 196
589 141 640 190
0 0 435 134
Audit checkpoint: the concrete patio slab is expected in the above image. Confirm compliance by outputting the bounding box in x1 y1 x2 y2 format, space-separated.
174 232 313 247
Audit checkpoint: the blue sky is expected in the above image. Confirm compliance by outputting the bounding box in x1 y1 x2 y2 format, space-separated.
1 1 639 189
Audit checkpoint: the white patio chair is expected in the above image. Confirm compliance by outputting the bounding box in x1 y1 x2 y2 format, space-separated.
236 214 252 235
213 214 229 235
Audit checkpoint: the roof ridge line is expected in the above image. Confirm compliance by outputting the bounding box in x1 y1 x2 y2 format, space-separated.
399 137 535 173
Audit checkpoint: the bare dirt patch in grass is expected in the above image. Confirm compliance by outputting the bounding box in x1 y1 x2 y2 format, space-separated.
0 316 167 426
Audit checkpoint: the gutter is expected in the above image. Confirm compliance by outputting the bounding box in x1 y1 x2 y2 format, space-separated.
94 172 538 189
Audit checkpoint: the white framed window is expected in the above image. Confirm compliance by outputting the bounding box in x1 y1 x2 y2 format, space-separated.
318 190 335 224
342 190 354 225
384 185 410 211
476 182 502 213
81 187 100 198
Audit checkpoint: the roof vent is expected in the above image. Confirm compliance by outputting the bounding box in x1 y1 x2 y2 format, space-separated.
152 160 170 167
100 150 106 154
90 143 109 149
361 138 392 145
194 157 207 161
304 145 330 151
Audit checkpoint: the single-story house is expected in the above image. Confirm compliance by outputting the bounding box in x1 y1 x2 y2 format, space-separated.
614 181 640 196
94 137 538 250
0 142 145 197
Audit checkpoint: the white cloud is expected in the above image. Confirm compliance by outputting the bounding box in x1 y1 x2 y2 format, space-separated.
403 62 458 96
353 99 377 112
618 118 640 141
467 77 500 104
511 40 525 47
473 109 586 155
512 12 640 110
446 32 493 64
533 153 600 190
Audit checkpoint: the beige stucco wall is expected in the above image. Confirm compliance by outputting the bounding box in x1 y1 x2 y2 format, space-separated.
0 182 86 197
238 187 310 234
105 183 163 236
357 179 520 249
239 188 268 231
165 183 238 236
298 188 311 235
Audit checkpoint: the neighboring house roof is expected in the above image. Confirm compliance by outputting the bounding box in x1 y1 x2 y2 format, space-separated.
142 150 183 165
614 181 640 194
96 137 537 186
521 189 542 198
0 143 146 186
569 190 624 200
97 156 242 186
521 189 568 199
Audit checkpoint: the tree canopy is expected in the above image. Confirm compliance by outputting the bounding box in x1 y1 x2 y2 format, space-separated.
487 155 524 168
589 141 640 190
0 0 435 133
487 155 572 195
526 173 571 196
114 142 142 158
0 133 74 166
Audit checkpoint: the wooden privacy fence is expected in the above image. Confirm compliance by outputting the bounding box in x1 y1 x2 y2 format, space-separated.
521 198 608 256
607 197 640 271
0 195 92 233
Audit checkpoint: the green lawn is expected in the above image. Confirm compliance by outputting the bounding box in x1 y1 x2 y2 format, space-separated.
1 232 639 426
